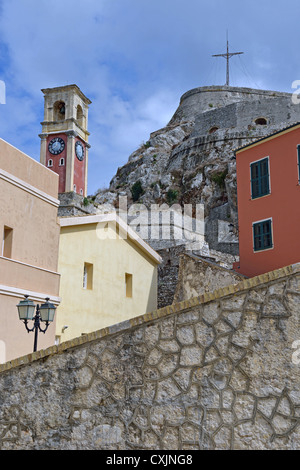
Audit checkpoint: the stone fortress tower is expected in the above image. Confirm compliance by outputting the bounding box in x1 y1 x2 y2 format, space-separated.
95 84 300 306
105 85 300 254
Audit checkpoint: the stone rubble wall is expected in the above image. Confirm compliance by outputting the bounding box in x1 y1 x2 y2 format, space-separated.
173 253 246 303
1 264 300 450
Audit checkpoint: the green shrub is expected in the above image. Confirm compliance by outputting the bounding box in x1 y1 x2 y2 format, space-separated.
211 169 228 188
131 180 144 202
166 188 179 205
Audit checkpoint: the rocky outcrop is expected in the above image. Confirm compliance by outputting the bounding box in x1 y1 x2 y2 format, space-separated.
92 85 300 256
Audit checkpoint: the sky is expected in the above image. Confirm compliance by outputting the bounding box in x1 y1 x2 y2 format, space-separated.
0 0 300 196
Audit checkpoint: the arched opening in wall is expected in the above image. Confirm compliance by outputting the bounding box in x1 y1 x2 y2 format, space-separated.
76 105 84 127
254 117 268 126
209 126 219 134
53 101 66 121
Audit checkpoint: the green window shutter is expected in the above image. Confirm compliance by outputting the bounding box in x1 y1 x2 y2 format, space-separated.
250 158 270 199
253 219 273 251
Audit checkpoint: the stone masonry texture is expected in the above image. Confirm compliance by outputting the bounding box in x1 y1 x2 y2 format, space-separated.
173 253 246 303
1 264 300 450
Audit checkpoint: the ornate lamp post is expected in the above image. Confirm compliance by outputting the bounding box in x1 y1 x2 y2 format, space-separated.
17 295 56 352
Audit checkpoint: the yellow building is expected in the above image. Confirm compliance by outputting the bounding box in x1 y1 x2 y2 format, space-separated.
0 138 61 362
56 214 162 343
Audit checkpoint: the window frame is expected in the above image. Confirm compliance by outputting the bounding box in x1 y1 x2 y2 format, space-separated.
250 156 270 199
83 262 93 290
252 218 273 252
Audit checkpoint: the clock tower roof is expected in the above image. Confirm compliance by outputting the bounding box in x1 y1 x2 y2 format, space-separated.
41 84 92 105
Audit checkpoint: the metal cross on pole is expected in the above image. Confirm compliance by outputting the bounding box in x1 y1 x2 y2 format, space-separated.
212 36 244 86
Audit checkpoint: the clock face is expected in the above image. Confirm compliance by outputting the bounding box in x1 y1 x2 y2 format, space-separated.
75 141 84 161
48 137 65 155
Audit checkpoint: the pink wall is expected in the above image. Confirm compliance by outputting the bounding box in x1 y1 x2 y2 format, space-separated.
235 126 300 277
46 133 67 194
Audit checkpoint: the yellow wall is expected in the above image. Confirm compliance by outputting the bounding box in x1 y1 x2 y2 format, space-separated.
56 220 159 342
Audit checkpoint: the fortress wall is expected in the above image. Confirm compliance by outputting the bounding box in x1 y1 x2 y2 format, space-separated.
169 85 294 125
1 263 300 449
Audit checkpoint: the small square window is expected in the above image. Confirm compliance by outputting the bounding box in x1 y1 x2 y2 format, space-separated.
250 158 270 199
253 219 273 252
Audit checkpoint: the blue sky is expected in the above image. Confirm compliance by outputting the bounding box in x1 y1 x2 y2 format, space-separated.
0 0 300 195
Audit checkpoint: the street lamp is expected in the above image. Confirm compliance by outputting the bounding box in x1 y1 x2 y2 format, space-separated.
17 295 56 352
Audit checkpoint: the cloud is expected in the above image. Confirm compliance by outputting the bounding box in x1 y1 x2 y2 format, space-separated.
1 0 300 193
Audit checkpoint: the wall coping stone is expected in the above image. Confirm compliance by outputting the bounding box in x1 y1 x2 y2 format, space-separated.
1 262 299 374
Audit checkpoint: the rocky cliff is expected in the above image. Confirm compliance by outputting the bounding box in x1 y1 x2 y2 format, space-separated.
92 85 300 257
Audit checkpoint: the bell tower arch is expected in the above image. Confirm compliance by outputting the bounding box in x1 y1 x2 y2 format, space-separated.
39 84 92 197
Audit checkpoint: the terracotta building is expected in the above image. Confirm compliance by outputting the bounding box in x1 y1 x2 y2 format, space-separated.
234 122 300 277
0 138 61 362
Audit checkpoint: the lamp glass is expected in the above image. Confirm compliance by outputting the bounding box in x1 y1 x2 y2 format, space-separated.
17 298 35 321
40 300 56 322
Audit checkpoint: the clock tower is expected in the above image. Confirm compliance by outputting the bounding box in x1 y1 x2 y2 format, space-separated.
39 84 91 197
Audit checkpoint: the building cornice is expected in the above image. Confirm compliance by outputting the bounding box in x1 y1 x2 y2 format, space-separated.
0 168 60 207
235 121 300 154
0 284 61 305
59 214 163 265
40 118 90 137
39 129 91 148
41 84 92 105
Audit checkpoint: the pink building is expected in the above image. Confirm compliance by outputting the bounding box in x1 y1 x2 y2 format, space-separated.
234 122 300 277
0 138 61 362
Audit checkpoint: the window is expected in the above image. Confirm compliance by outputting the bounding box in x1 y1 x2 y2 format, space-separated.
255 117 267 125
53 101 66 121
253 219 273 252
125 273 133 298
2 226 13 258
80 188 83 195
47 159 53 167
250 157 270 199
73 184 76 192
76 104 84 127
59 158 65 166
83 263 93 289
